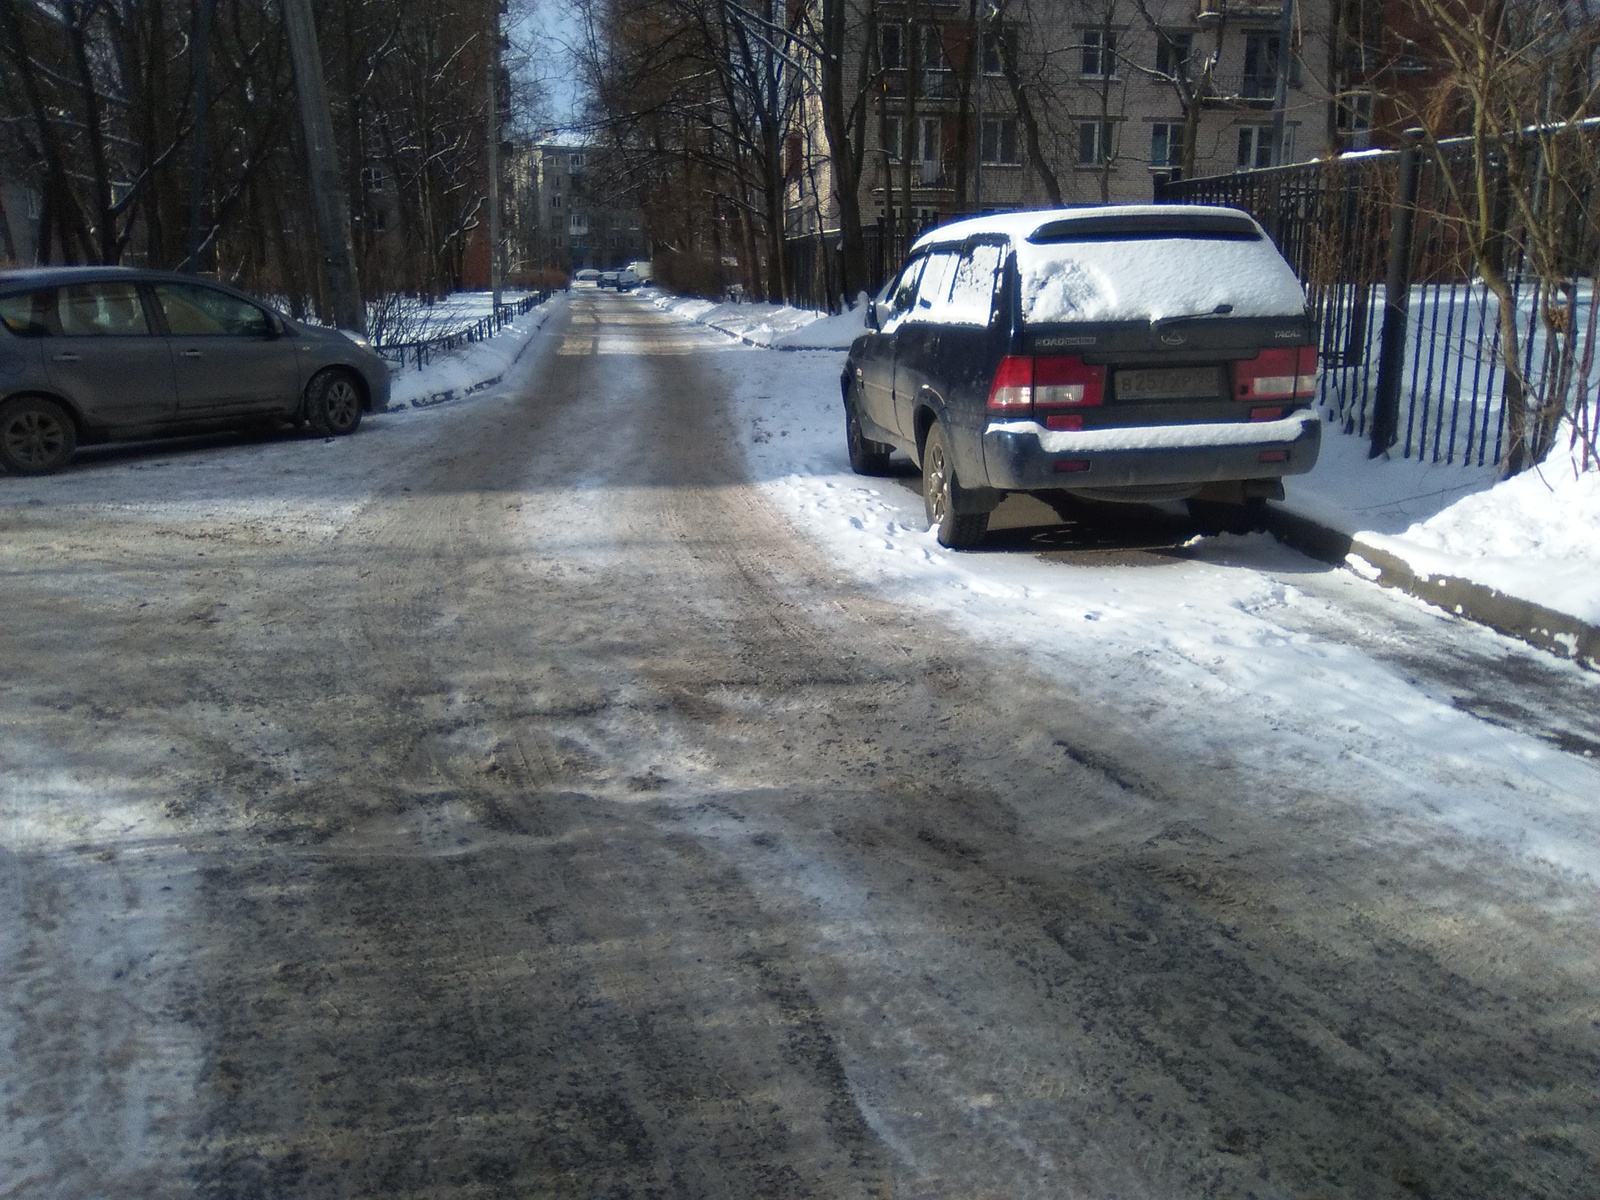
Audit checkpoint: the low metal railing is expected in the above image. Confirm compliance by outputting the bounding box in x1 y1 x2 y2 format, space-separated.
375 292 550 372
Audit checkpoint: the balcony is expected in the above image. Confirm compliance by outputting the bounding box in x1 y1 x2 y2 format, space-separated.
882 68 959 102
1197 0 1284 20
1200 73 1283 108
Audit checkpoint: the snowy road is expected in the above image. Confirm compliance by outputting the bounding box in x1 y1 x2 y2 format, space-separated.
4 290 1600 1199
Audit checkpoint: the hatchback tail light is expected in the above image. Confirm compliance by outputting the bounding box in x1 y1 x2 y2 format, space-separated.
987 355 1106 417
1233 346 1318 401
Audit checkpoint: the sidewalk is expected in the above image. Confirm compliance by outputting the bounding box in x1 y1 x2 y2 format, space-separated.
649 288 1600 670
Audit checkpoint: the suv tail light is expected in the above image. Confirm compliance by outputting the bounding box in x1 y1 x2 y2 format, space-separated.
987 355 1106 419
1233 346 1318 401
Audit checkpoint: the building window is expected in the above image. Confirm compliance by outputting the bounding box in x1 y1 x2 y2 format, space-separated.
881 22 903 69
360 166 386 192
981 117 1019 164
1237 124 1291 169
981 27 1017 75
884 115 940 163
920 24 951 96
1077 120 1115 166
1150 122 1182 169
1242 33 1281 99
1080 28 1116 79
569 152 586 170
1336 89 1374 148
569 213 588 234
551 194 564 209
1155 31 1192 80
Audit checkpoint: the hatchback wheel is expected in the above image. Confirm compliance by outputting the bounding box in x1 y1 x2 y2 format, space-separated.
304 369 364 436
923 421 988 549
0 397 77 476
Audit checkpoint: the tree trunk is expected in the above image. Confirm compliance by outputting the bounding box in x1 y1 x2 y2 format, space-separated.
820 0 868 297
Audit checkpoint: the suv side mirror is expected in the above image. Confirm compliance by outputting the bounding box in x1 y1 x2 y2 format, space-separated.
865 297 881 330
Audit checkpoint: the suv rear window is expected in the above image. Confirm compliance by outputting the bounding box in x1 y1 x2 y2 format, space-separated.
1027 212 1262 244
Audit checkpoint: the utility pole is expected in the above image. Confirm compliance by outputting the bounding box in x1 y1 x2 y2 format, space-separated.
486 0 503 308
282 0 366 333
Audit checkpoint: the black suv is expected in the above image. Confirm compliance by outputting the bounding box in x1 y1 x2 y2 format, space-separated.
842 205 1321 546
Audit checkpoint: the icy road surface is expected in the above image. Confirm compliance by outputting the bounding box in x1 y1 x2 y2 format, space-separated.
3 290 1599 1199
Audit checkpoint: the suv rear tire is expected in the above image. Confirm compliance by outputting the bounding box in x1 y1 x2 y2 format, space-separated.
923 421 988 549
1188 497 1268 536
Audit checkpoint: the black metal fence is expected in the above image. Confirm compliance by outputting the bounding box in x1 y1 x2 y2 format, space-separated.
375 292 551 373
1158 128 1600 470
782 218 940 313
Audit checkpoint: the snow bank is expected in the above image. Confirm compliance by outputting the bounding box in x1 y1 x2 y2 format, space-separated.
647 288 867 350
386 300 557 411
1285 426 1600 625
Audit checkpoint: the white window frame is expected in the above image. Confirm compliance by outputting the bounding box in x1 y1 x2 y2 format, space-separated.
1155 30 1192 80
1080 28 1117 79
913 115 941 165
1076 119 1116 167
981 117 1020 165
1150 122 1182 169
881 22 904 70
1237 124 1292 169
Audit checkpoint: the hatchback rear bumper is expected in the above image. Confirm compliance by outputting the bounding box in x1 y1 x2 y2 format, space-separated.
980 413 1321 491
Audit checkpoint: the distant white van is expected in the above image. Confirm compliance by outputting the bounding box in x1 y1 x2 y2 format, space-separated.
625 260 653 285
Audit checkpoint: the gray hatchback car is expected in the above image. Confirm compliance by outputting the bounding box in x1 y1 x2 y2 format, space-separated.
0 266 390 475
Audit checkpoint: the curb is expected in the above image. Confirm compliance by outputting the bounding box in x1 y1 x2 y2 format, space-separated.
1266 506 1599 671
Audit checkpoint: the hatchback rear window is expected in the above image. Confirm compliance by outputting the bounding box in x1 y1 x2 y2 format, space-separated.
1027 212 1263 244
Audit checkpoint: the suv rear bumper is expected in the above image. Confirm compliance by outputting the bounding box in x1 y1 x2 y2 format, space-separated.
980 413 1321 491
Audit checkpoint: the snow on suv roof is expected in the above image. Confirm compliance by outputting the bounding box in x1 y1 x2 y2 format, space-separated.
911 205 1307 325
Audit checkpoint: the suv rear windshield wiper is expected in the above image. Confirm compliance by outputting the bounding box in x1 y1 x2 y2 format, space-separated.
1152 304 1235 333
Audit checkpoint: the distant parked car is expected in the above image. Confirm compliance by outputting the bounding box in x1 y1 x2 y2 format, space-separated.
843 205 1320 547
616 268 640 292
0 266 390 476
599 271 620 289
573 268 602 287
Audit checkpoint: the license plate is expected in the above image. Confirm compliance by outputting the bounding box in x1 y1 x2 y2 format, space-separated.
1115 366 1221 401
